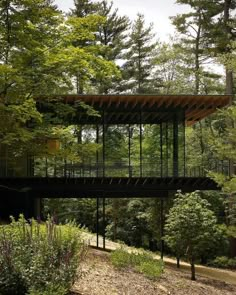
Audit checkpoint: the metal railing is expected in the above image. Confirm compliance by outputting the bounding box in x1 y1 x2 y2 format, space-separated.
32 159 231 178
0 157 231 178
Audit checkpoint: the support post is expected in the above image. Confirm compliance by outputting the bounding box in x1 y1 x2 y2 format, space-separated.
45 157 48 177
160 198 164 260
27 154 34 177
96 125 99 177
34 198 41 219
173 114 179 177
160 122 163 177
183 117 186 177
102 112 105 177
96 197 99 247
128 124 132 177
166 123 168 176
139 111 143 177
102 196 106 249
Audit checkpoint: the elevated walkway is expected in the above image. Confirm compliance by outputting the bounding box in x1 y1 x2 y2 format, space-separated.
0 176 219 198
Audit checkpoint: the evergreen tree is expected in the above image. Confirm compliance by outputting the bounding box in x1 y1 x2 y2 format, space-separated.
95 0 130 93
70 0 100 93
70 0 125 94
71 0 99 17
203 0 236 95
174 0 236 95
121 14 158 94
171 1 223 95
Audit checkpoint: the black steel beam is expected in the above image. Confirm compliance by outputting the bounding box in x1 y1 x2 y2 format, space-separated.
0 176 220 198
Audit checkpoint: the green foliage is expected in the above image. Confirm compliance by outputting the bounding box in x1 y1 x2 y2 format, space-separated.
0 0 120 164
153 40 194 94
27 284 67 295
227 225 236 238
171 0 228 96
110 247 131 268
135 260 163 280
0 215 84 295
121 13 158 94
43 198 97 232
208 256 236 269
106 198 152 248
110 247 164 280
207 106 236 226
164 191 222 279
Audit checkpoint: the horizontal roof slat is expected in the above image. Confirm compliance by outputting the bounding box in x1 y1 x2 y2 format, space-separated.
36 94 232 125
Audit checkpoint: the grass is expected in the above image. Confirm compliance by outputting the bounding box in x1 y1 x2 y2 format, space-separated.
110 247 164 280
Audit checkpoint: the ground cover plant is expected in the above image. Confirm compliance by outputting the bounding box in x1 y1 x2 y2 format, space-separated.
110 247 164 279
0 215 84 295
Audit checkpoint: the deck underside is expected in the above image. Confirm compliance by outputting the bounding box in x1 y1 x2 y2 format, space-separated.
0 176 219 198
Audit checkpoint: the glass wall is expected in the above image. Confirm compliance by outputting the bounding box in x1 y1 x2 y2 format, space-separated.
5 110 186 178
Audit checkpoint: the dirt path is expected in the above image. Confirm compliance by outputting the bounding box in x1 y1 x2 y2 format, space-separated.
72 248 236 295
82 232 236 286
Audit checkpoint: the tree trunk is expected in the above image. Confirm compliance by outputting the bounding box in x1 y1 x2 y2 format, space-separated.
190 257 196 280
138 44 142 93
177 256 180 268
226 69 234 98
229 236 236 257
224 0 234 100
194 16 201 95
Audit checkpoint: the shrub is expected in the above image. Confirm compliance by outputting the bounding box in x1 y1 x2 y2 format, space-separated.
135 261 163 279
208 256 236 269
111 247 164 279
0 215 84 295
110 247 131 269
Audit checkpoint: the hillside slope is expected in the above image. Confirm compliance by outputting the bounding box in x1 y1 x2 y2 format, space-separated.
71 248 236 295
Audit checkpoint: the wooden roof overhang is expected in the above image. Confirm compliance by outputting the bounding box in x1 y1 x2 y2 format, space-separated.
38 94 231 125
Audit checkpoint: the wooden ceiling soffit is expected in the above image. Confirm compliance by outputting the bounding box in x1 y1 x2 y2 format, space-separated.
37 94 232 124
186 109 215 126
149 98 156 108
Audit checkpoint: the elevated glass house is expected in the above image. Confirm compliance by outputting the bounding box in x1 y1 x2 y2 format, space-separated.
0 94 231 218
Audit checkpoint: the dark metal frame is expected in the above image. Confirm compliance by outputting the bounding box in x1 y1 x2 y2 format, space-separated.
1 94 229 254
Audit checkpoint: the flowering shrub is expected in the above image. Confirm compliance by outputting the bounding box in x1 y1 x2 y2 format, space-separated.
0 215 84 295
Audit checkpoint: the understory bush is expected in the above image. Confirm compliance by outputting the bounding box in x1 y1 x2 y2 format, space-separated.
111 247 164 279
0 215 84 295
208 256 236 269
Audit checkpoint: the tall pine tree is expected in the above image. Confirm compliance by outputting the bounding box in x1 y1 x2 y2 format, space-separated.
121 14 158 94
95 0 130 93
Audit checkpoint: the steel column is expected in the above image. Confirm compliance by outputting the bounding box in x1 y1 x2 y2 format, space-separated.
183 119 186 177
96 197 99 247
128 125 132 177
160 198 164 259
173 114 179 177
102 112 105 177
166 123 168 176
140 111 143 177
96 125 99 177
160 122 163 177
102 197 106 249
45 157 48 177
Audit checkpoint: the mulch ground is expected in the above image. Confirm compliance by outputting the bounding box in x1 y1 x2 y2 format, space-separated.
71 248 236 295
